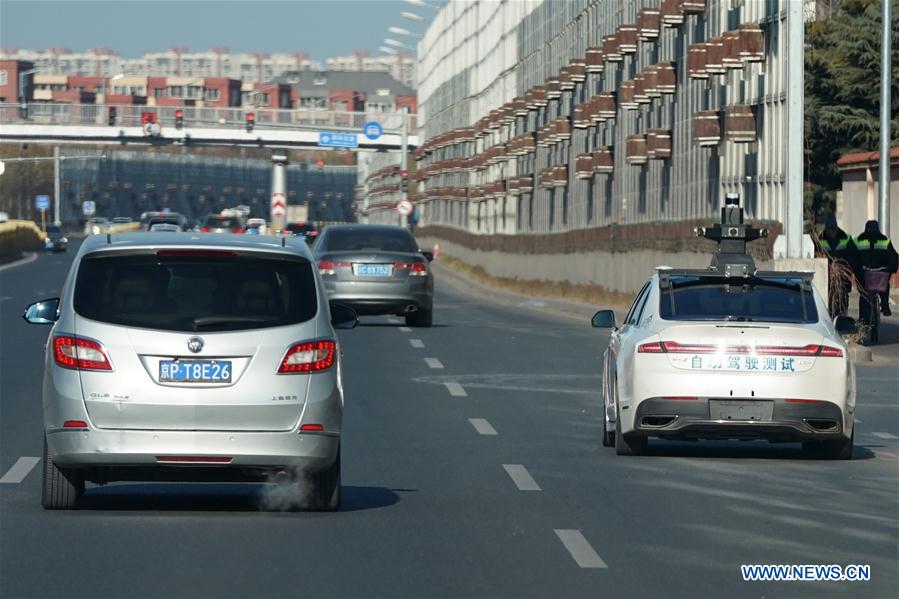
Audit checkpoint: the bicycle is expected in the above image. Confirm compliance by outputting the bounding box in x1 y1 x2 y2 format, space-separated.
861 266 890 345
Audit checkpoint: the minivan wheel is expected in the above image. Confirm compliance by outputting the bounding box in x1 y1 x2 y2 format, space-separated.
41 435 83 509
308 448 341 512
406 307 433 328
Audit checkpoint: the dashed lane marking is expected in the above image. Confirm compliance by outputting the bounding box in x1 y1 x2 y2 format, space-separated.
409 339 424 348
424 357 444 369
871 432 898 440
444 382 468 397
387 318 401 324
398 326 412 333
502 464 541 491
469 418 497 435
0 457 41 484
554 530 608 569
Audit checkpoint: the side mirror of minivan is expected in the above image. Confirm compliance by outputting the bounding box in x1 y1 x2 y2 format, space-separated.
591 309 617 329
330 303 359 330
23 298 60 325
420 251 434 262
834 315 857 336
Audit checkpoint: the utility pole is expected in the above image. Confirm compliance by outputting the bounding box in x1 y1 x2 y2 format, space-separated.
53 146 61 226
785 0 804 258
878 0 891 232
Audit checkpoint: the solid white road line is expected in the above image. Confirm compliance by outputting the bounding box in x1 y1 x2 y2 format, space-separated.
398 326 412 333
502 464 541 491
444 382 468 397
424 357 444 369
554 529 608 569
409 339 424 348
871 432 898 440
469 418 497 435
0 457 41 484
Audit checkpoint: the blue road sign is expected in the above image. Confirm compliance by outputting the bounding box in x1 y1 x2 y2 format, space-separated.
363 121 383 140
82 201 96 216
318 132 359 148
35 195 50 211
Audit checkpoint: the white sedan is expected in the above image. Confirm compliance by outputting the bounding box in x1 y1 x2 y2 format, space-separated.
593 268 856 459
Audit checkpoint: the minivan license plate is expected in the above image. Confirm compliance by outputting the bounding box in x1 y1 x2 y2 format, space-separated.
159 360 232 383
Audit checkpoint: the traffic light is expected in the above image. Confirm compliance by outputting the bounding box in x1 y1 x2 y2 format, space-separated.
174 109 184 130
245 112 255 132
140 111 157 125
401 169 409 193
316 159 324 170
108 106 117 126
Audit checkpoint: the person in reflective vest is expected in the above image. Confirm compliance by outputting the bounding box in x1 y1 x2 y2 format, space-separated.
856 220 898 319
819 216 858 316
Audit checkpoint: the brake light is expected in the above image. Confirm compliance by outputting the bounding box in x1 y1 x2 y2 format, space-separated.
300 424 324 431
157 249 237 258
53 336 112 371
156 456 233 463
232 228 243 233
278 340 336 373
318 260 350 275
199 227 210 232
395 262 428 276
637 342 664 353
786 398 820 403
63 420 89 428
643 341 842 357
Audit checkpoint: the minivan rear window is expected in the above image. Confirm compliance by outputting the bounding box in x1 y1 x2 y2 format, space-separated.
322 228 417 253
74 253 317 332
659 276 818 324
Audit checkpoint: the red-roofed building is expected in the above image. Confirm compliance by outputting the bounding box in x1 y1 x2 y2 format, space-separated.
836 147 899 242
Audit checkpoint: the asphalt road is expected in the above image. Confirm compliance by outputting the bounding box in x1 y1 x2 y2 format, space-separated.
1 240 897 598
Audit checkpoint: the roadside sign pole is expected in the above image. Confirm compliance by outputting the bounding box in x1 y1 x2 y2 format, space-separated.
400 107 408 228
270 151 289 232
53 146 61 227
785 0 803 258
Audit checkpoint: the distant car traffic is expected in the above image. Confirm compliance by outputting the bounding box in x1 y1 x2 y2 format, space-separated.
283 222 319 244
146 214 188 231
88 217 111 235
593 196 856 458
244 218 268 235
44 225 68 252
149 223 181 232
199 214 244 233
23 232 358 510
314 224 434 327
112 217 133 225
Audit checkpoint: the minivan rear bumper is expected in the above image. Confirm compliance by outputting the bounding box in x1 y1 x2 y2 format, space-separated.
47 428 339 473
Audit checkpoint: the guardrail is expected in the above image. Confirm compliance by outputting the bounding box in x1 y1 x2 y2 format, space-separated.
0 220 46 260
0 103 415 134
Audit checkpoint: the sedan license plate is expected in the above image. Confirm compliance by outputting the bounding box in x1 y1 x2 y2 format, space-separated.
159 360 232 383
709 400 773 422
354 263 392 277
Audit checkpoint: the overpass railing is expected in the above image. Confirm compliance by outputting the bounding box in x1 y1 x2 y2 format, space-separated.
0 103 415 134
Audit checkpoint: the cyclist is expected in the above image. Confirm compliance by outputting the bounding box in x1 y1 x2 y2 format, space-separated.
819 216 858 316
856 220 898 320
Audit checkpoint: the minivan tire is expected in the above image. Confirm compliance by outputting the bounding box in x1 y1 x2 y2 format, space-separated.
41 435 84 509
406 307 433 328
308 448 341 511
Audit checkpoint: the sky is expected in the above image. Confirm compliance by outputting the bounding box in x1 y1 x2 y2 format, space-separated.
0 0 425 61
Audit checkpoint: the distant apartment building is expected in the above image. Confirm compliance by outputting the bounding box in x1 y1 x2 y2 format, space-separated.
327 52 416 89
0 47 416 87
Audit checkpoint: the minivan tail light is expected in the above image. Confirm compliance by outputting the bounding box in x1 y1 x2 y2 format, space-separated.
318 260 350 275
394 262 427 276
278 340 336 373
644 341 842 357
53 336 112 370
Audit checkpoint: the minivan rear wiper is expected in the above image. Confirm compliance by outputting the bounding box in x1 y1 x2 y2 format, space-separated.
192 316 272 329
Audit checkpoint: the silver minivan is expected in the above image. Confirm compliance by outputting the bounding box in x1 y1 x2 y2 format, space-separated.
24 232 357 510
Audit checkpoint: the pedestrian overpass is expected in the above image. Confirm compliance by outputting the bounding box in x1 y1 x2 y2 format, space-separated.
0 103 418 150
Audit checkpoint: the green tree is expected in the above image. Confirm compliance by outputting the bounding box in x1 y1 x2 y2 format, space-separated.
805 0 899 219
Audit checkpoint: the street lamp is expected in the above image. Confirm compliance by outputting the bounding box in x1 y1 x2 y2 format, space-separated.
384 38 414 51
405 0 440 10
389 26 422 38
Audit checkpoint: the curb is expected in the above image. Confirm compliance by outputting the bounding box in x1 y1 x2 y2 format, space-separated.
432 261 627 325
